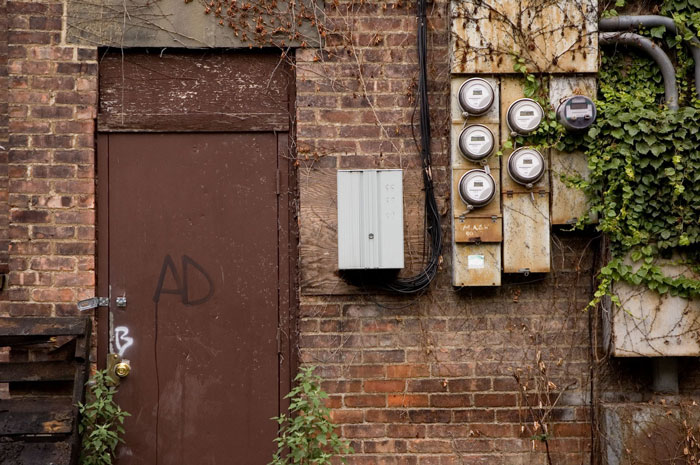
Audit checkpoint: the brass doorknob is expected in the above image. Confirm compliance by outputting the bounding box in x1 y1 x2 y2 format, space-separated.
114 361 131 378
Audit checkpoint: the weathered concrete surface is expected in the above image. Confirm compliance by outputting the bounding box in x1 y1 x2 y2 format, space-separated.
66 0 320 48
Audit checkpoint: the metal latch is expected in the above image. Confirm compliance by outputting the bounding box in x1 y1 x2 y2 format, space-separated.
77 295 127 311
77 297 110 311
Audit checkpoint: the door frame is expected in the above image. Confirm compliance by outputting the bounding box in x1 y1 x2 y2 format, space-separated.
95 49 298 420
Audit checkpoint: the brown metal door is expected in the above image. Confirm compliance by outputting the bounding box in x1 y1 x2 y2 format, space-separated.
100 132 285 464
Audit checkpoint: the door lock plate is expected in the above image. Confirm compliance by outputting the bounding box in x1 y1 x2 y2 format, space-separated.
106 353 130 386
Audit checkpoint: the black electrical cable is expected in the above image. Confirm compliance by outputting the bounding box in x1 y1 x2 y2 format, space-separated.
381 0 443 294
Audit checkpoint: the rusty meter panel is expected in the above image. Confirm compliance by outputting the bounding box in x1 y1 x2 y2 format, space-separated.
451 0 598 74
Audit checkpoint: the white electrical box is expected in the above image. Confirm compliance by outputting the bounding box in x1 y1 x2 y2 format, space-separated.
337 169 404 270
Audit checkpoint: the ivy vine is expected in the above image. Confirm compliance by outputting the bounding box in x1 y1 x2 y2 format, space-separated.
583 0 700 308
508 0 700 309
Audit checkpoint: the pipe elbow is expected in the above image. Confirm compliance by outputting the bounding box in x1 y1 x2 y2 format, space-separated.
600 32 679 110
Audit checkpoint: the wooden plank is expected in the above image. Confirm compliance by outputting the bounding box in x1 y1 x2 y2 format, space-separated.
452 243 502 286
454 216 502 243
451 0 598 74
550 149 591 225
98 51 291 132
0 318 88 338
299 168 429 295
0 399 74 435
0 361 76 383
0 441 72 465
549 76 597 225
502 192 551 273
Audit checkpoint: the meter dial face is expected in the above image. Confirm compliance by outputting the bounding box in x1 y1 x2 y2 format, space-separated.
458 125 495 162
507 147 545 186
506 98 544 135
458 169 496 207
556 95 597 132
458 78 495 115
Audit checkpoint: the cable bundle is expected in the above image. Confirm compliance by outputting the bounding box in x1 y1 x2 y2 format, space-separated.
382 0 443 293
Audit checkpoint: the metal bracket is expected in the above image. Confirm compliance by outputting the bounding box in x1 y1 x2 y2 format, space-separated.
77 297 110 311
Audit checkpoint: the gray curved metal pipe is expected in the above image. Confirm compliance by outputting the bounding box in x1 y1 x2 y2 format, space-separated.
599 32 679 110
600 15 700 99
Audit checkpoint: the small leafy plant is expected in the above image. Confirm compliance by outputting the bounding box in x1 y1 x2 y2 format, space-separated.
270 366 353 465
78 370 130 465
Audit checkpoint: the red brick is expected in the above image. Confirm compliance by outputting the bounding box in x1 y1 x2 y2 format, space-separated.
365 380 406 393
388 394 429 407
30 256 75 271
331 409 364 424
345 395 386 408
344 424 386 438
473 393 518 408
31 287 74 302
430 394 471 408
387 364 430 378
365 409 409 423
10 209 49 223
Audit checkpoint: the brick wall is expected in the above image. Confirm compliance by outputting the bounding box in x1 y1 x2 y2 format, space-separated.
2 0 96 317
0 1 698 464
297 234 596 465
0 0 9 272
295 2 595 464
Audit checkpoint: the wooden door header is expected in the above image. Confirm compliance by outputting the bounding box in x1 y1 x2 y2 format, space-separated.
98 50 292 133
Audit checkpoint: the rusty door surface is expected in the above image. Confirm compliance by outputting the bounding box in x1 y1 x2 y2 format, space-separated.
100 132 285 464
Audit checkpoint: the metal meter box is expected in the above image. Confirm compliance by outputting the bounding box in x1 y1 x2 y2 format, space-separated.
337 169 404 270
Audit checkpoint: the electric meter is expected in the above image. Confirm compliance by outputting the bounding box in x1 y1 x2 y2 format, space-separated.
556 95 596 132
458 125 495 162
506 98 544 135
507 147 545 187
458 169 496 208
458 78 495 115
